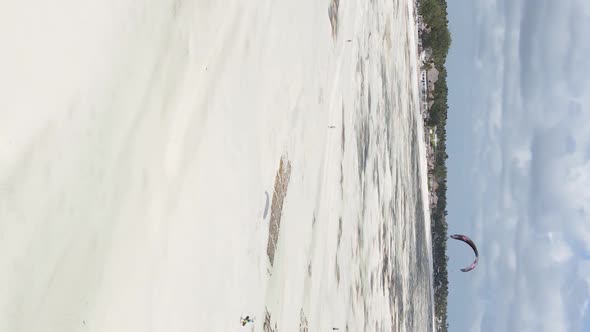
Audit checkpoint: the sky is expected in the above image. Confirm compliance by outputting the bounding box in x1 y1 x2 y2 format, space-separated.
445 0 590 331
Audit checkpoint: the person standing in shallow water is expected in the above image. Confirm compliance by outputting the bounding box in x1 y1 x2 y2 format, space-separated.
240 316 254 326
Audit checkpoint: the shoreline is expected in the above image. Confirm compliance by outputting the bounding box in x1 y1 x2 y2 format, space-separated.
408 0 437 329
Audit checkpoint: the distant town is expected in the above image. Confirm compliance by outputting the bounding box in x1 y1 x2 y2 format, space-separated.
417 30 441 209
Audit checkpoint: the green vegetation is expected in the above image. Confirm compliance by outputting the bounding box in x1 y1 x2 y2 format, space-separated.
419 0 451 331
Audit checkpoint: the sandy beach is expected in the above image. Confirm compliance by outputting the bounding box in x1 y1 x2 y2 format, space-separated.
0 0 434 331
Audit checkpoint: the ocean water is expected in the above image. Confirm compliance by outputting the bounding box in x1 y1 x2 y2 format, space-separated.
0 0 432 331
306 0 434 330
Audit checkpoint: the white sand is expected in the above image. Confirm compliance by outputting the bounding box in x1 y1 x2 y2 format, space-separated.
0 0 432 331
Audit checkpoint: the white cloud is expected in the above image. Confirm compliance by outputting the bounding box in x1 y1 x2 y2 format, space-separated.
548 234 574 264
506 250 516 271
511 146 531 173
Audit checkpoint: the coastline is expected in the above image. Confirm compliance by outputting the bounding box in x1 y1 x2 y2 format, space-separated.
408 0 437 330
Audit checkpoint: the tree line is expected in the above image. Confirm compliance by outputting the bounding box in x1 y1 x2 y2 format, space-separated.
419 0 451 331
